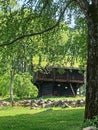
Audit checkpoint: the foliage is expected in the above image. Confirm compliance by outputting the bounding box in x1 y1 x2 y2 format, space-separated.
0 72 38 98
14 72 38 98
66 19 87 68
0 72 10 96
81 116 98 129
1 0 98 119
0 0 87 68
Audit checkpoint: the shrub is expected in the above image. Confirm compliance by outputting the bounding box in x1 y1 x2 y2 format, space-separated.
0 73 10 96
81 116 98 129
14 72 38 99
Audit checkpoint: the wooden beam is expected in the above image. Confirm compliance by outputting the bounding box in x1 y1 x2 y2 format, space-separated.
70 83 76 97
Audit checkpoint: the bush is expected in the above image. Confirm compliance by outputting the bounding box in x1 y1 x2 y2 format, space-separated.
14 72 38 99
81 116 98 129
0 73 10 96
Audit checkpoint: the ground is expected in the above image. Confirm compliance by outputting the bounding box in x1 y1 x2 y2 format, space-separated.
0 106 84 130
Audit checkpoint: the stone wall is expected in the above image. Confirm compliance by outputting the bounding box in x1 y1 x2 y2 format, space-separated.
0 99 85 108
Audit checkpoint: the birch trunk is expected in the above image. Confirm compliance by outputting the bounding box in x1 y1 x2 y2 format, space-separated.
10 70 15 107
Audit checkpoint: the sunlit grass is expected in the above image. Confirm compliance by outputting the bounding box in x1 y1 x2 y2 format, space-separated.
42 95 85 101
0 95 85 103
0 106 84 130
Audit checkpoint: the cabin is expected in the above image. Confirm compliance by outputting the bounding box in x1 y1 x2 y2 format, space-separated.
33 67 85 97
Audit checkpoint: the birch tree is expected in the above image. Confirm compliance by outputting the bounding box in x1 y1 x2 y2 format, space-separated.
0 0 98 119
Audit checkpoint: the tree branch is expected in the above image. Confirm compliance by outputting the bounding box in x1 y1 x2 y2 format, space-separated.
0 0 73 47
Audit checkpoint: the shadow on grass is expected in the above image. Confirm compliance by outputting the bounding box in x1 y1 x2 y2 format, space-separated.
0 108 84 130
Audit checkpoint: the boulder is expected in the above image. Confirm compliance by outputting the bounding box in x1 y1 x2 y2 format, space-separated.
83 126 96 130
61 103 69 108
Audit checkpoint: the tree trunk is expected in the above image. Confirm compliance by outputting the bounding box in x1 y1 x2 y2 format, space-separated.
85 4 98 119
10 70 15 107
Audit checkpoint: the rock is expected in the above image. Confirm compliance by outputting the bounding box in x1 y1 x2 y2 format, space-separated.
83 126 96 130
45 102 53 108
37 99 44 106
1 101 10 106
53 100 59 107
0 99 85 108
42 103 46 108
31 103 38 107
70 100 77 107
61 103 69 108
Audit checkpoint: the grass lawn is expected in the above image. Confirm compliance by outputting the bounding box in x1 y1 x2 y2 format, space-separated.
0 107 84 130
42 96 85 101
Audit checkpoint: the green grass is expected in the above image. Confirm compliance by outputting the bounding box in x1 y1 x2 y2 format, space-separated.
0 95 85 102
0 107 84 130
0 96 20 102
42 95 85 101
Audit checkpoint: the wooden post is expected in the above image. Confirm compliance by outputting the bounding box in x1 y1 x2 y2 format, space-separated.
69 83 76 97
